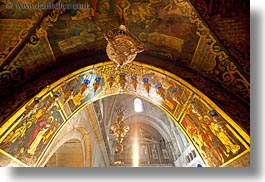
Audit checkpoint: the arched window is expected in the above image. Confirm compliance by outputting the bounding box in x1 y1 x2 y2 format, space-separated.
134 98 143 112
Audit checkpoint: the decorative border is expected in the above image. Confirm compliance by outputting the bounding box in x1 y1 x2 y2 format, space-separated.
0 61 249 167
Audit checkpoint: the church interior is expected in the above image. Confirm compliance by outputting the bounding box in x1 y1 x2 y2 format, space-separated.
0 0 250 167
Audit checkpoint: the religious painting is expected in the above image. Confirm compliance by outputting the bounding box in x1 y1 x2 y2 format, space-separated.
128 0 200 63
180 101 248 167
0 93 64 166
0 0 250 168
90 0 116 17
61 70 104 115
47 17 105 56
0 61 250 167
47 0 119 57
0 3 44 65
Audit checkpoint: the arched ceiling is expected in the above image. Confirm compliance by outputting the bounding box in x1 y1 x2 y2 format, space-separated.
0 61 250 167
93 94 249 167
190 0 250 75
0 0 249 132
96 94 175 142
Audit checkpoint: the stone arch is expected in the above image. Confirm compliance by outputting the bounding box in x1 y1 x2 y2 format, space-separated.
125 114 172 143
37 127 91 167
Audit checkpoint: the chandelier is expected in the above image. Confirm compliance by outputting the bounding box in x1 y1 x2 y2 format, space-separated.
104 25 145 67
110 109 130 153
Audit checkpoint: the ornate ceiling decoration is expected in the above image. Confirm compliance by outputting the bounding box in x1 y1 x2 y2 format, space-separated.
0 61 250 167
0 0 249 140
190 0 250 76
105 25 145 67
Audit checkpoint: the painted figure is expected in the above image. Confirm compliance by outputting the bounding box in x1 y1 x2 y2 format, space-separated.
119 73 127 90
171 87 183 104
93 77 101 93
24 120 48 154
27 123 51 156
130 75 138 90
156 83 165 100
22 97 41 119
3 121 32 147
115 0 131 22
107 75 115 89
72 78 90 106
139 32 184 52
208 110 240 154
63 87 75 103
143 78 151 94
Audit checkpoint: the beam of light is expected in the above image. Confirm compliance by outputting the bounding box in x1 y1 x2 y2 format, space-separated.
133 135 139 167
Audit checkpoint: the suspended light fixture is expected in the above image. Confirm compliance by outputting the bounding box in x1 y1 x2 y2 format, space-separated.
110 109 130 153
104 25 145 67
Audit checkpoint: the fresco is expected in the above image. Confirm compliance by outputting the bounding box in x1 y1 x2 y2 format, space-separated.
190 0 250 75
0 0 249 132
181 97 247 167
127 0 199 63
47 0 119 57
0 36 56 100
0 9 44 65
0 92 64 166
43 0 249 105
60 70 103 114
0 62 249 167
45 0 199 64
0 0 60 65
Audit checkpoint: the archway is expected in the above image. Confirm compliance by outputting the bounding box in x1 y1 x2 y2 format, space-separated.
38 126 92 167
0 61 250 167
45 139 84 167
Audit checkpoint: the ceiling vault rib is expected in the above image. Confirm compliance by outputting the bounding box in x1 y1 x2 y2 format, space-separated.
0 0 250 167
189 0 250 80
0 10 49 68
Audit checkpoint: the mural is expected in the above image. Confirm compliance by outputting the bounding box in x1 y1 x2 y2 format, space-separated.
45 0 200 61
0 9 43 65
0 92 64 166
47 0 119 57
181 97 247 167
0 62 249 167
0 0 249 133
127 0 199 63
190 0 250 75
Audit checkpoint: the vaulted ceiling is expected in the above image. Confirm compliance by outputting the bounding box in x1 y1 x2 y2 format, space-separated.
97 94 175 142
0 0 249 132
